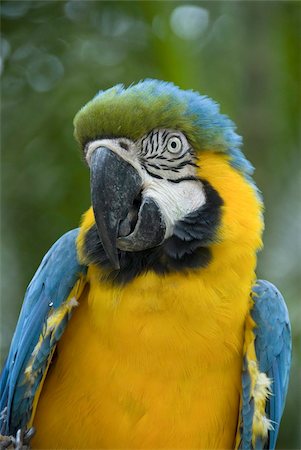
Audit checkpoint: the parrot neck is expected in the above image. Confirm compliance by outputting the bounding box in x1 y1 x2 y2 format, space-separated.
77 180 223 285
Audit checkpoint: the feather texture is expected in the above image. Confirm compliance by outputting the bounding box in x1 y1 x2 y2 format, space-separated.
0 229 87 435
236 280 291 450
252 280 291 449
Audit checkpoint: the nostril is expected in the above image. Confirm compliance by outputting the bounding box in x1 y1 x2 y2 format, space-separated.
120 141 129 151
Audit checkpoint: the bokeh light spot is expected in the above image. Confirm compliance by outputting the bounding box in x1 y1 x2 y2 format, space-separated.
26 54 64 92
0 37 11 60
11 43 35 61
64 0 89 23
0 37 11 75
170 5 209 40
1 1 30 19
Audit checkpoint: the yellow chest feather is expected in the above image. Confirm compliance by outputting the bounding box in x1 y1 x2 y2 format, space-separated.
33 254 254 449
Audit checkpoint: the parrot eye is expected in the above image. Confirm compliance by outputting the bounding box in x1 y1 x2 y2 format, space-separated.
166 136 183 154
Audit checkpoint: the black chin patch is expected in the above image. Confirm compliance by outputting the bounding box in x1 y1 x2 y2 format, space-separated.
84 179 223 285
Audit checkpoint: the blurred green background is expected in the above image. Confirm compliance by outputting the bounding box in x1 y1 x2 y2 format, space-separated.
1 1 300 448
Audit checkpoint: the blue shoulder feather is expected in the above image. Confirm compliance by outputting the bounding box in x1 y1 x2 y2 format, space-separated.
239 280 291 450
252 280 291 449
0 229 87 435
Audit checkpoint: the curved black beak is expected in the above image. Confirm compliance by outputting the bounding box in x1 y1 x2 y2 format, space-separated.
90 148 142 269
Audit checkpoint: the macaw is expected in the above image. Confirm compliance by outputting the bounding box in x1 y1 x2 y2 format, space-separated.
0 80 291 450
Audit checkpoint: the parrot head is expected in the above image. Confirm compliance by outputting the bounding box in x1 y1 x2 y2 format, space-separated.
74 80 263 283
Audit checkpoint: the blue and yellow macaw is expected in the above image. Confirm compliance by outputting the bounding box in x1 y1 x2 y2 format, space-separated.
0 80 291 449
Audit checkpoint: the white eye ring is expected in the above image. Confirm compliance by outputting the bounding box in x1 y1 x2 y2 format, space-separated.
166 136 182 154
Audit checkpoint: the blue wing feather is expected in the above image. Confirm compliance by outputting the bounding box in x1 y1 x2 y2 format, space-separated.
238 280 291 450
252 280 291 449
0 229 87 435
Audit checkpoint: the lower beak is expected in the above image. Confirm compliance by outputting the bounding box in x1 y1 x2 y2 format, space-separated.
90 148 142 269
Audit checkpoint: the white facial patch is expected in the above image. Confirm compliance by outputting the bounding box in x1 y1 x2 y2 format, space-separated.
142 177 206 239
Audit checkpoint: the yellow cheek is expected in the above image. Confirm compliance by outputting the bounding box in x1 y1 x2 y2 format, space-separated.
196 151 263 252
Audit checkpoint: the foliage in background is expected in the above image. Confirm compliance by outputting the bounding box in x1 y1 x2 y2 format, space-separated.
1 1 300 448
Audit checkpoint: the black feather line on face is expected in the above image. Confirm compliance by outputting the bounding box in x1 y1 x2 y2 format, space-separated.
84 179 223 285
143 167 164 179
169 153 188 162
146 163 162 170
167 176 200 183
176 161 199 169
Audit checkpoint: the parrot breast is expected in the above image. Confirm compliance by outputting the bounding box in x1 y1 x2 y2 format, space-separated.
32 267 246 449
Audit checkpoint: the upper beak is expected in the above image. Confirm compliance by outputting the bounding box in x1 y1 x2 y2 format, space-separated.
90 148 142 270
90 147 166 270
